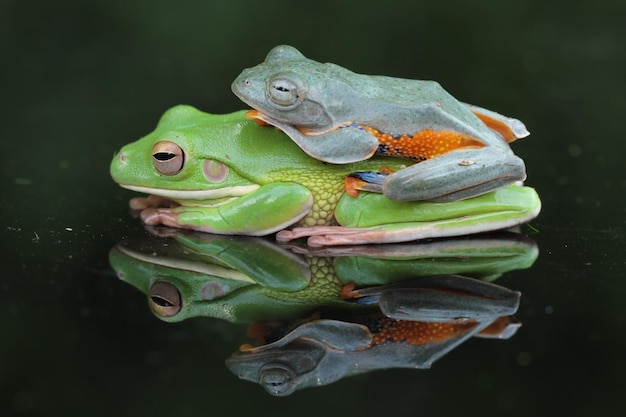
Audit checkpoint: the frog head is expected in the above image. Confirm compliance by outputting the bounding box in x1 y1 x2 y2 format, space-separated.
110 106 271 206
231 45 352 131
109 106 334 235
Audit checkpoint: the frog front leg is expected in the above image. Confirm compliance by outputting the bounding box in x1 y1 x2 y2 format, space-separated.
383 147 527 202
272 121 380 164
139 182 313 236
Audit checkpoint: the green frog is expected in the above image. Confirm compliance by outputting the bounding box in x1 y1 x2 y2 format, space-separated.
110 106 540 246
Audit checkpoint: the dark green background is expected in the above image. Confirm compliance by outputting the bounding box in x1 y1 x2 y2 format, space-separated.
2 0 624 416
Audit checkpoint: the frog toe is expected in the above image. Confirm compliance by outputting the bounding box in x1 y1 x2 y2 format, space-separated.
344 171 387 197
139 207 180 228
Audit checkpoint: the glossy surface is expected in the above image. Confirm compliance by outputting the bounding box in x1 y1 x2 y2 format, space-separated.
2 1 625 416
110 230 530 395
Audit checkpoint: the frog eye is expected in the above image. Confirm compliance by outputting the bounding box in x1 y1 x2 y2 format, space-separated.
149 281 182 317
259 364 297 396
152 141 185 175
267 77 300 107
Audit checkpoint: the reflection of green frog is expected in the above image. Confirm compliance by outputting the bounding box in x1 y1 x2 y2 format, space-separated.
232 45 529 202
110 106 540 246
109 230 537 323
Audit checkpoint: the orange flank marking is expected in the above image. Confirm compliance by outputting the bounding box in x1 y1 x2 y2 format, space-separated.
363 126 485 161
471 110 518 143
344 176 364 198
245 110 269 126
371 318 477 346
477 316 515 337
238 343 255 351
246 321 270 340
341 283 358 299
378 166 396 175
296 126 321 136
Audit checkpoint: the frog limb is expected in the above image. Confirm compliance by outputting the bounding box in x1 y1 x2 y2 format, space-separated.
377 286 520 336
173 233 312 291
129 195 179 210
140 182 313 235
376 283 520 322
276 186 540 246
250 110 379 163
284 124 379 163
242 320 372 352
382 147 527 202
343 274 520 322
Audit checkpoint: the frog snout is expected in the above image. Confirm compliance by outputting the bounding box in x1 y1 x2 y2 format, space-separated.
231 68 258 96
231 77 250 95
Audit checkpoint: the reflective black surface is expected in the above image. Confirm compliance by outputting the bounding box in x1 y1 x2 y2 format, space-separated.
2 0 625 416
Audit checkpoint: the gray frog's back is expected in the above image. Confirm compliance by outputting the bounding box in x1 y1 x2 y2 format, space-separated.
323 67 489 136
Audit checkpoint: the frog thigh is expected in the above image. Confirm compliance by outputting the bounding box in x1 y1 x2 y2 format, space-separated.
279 123 379 164
277 186 541 246
378 276 521 322
383 148 527 202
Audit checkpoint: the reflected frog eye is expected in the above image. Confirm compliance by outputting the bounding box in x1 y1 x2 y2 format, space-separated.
148 281 182 317
267 77 300 107
152 141 185 175
259 364 296 396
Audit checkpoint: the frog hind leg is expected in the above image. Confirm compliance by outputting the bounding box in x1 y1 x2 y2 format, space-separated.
382 147 526 202
139 182 313 235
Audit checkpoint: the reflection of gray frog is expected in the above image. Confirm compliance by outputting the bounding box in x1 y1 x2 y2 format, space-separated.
226 275 521 396
109 230 536 323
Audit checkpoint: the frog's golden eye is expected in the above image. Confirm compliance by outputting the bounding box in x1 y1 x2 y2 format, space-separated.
152 141 185 175
268 77 299 107
149 281 182 317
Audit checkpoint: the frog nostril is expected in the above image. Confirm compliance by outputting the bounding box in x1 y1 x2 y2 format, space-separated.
118 152 127 163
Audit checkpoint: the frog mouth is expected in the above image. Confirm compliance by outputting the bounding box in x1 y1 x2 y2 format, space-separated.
245 109 282 127
119 183 261 202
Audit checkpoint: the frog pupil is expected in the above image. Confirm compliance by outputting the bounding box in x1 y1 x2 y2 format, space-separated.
150 296 173 307
153 152 176 161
